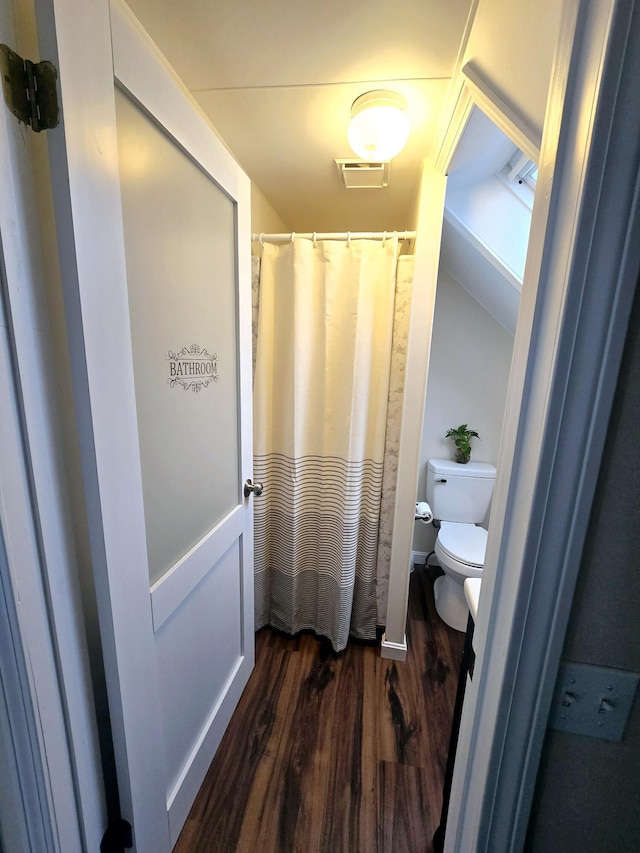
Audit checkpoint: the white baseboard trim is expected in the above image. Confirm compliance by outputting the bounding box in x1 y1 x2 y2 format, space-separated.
411 550 431 566
380 632 408 661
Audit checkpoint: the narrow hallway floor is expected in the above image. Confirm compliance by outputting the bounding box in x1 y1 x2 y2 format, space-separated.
174 568 464 853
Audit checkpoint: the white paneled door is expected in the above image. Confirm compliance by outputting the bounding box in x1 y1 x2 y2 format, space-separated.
38 0 255 849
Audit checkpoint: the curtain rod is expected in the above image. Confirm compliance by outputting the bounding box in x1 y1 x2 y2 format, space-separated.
252 230 416 245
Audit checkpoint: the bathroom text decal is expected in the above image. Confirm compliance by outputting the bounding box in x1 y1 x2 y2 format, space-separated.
166 344 219 392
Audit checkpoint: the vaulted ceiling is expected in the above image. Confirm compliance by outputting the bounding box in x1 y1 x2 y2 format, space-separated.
125 0 476 231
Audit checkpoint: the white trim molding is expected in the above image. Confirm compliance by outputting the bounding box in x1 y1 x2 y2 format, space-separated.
380 633 408 661
382 162 446 661
0 2 105 846
461 63 541 163
435 63 542 177
0 350 57 853
446 0 640 849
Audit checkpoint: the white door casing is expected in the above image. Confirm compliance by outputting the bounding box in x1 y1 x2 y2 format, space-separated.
445 0 640 849
37 0 255 849
382 161 446 659
1 0 106 848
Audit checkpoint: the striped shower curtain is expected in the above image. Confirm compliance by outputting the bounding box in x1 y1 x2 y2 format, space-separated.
253 236 413 652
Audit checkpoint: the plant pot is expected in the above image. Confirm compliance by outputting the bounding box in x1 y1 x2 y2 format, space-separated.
454 448 470 464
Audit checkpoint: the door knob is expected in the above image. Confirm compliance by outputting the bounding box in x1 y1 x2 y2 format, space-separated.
244 479 264 498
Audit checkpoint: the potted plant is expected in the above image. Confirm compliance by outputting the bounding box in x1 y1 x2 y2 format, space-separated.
445 424 479 464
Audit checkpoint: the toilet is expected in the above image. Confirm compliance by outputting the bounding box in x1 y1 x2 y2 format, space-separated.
426 458 497 631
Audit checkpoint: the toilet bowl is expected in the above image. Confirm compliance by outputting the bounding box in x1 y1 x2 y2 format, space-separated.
426 458 496 631
433 521 487 631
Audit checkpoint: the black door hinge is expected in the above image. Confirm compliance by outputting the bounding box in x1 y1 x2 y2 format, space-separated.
0 43 59 132
100 818 133 852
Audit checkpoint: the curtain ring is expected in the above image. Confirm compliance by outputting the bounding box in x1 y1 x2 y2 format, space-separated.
347 231 351 247
259 232 264 247
382 230 387 247
290 232 295 244
313 232 317 249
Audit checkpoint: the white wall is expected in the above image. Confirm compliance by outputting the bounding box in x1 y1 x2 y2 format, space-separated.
463 0 565 141
414 268 514 552
251 182 289 236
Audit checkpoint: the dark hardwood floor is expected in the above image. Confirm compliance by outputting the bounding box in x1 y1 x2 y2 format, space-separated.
174 567 464 853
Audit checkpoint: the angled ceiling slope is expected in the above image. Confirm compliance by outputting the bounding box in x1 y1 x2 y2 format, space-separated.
441 106 535 335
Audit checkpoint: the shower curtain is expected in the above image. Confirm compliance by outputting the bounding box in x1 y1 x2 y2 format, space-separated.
252 237 414 652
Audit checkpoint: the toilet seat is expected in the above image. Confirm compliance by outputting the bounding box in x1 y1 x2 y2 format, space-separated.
437 521 487 568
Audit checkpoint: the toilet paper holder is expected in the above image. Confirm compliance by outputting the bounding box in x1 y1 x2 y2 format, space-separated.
415 501 433 524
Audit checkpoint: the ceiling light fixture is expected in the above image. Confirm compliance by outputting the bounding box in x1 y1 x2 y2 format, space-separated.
347 90 410 162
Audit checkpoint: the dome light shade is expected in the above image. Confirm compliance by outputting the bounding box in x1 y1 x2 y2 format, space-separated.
348 90 410 162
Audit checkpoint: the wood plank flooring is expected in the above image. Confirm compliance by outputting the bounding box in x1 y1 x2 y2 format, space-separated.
174 567 464 853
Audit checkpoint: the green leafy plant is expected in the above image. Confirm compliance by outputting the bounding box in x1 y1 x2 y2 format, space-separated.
445 424 480 464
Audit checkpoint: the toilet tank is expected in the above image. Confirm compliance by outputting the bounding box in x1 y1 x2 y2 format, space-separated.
426 459 496 523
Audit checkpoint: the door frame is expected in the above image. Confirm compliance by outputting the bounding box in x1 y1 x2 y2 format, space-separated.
444 0 640 849
1 0 106 847
12 0 638 848
382 26 546 662
0 295 67 853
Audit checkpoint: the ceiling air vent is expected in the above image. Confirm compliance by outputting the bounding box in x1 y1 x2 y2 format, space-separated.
335 159 390 189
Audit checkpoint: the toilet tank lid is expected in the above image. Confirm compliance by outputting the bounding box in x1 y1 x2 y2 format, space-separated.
428 459 496 478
